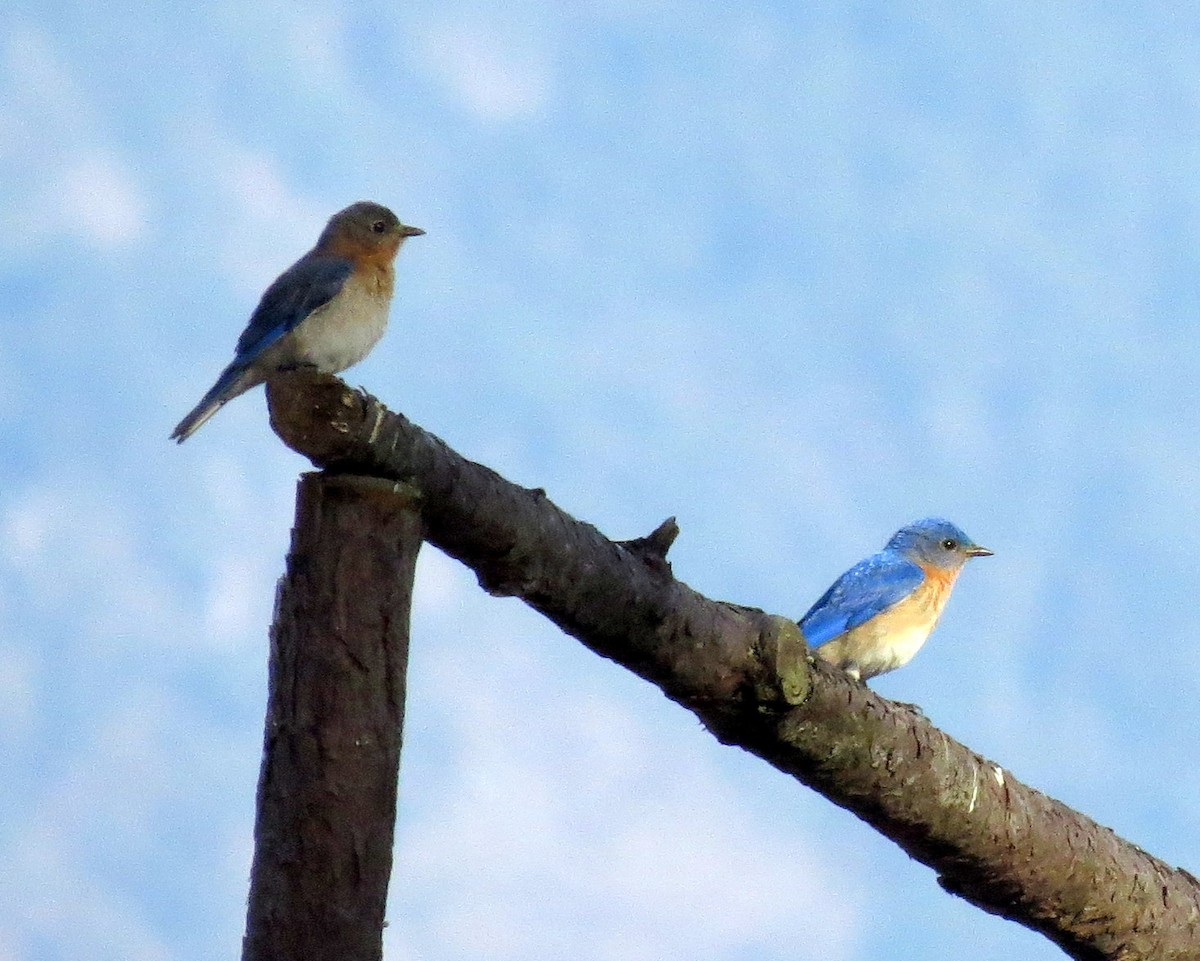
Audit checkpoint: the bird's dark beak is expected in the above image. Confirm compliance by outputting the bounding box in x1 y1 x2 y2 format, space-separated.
965 545 993 557
400 224 425 237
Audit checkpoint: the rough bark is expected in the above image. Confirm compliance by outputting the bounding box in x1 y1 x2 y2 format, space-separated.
242 472 422 961
265 369 1200 961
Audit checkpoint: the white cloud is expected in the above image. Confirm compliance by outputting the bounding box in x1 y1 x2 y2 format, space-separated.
419 21 552 122
0 25 151 251
1 24 75 127
412 546 471 615
59 152 150 248
186 138 327 296
0 684 253 961
204 551 276 645
4 825 174 961
0 481 188 651
283 6 353 89
1 492 52 563
0 644 36 743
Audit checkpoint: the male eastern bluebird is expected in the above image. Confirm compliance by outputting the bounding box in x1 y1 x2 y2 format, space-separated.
171 201 424 442
800 518 992 681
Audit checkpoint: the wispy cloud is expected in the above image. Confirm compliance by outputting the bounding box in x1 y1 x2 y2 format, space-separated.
418 18 554 122
0 25 151 250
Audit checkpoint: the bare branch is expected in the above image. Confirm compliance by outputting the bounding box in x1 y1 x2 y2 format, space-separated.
266 370 1200 961
242 472 422 961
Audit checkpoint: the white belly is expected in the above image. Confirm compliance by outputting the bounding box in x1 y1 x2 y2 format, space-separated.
867 621 933 674
287 275 391 373
815 579 947 679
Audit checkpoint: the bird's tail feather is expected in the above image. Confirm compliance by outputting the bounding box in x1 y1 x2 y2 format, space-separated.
170 363 258 443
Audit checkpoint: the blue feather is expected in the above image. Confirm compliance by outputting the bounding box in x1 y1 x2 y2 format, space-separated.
234 254 354 362
800 550 925 646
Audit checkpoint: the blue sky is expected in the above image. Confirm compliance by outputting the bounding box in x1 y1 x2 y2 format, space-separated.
3 2 1199 959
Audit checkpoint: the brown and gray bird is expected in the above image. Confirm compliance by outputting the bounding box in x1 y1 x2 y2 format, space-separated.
171 201 423 442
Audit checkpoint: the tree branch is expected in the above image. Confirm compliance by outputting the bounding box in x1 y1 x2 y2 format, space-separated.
242 472 422 961
266 370 1200 961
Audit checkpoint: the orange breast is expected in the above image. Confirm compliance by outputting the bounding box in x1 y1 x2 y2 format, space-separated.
912 563 959 617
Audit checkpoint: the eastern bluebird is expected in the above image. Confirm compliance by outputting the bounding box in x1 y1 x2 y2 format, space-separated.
171 201 424 442
800 518 991 681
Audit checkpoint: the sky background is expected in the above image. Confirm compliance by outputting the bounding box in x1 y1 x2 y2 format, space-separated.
2 2 1198 959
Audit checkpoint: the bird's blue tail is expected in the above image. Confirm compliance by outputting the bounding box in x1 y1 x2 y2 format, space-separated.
170 362 258 443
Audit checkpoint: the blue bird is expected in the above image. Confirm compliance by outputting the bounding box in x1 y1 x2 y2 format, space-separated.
171 201 423 442
801 518 992 681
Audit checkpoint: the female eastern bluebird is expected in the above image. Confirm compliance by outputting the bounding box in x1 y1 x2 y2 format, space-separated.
800 518 992 681
171 201 424 442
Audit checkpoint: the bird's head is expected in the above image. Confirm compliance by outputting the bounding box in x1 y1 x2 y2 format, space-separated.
320 201 424 257
886 517 992 571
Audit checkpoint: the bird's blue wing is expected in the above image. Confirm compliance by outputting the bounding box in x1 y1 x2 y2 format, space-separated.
800 550 925 645
234 253 355 361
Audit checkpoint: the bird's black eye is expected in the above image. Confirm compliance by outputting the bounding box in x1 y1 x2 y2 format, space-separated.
941 538 958 551
371 220 387 233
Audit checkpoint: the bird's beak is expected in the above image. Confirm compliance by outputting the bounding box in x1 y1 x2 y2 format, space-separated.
400 224 425 237
965 545 994 557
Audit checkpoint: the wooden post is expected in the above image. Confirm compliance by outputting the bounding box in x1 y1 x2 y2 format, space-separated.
242 472 422 961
